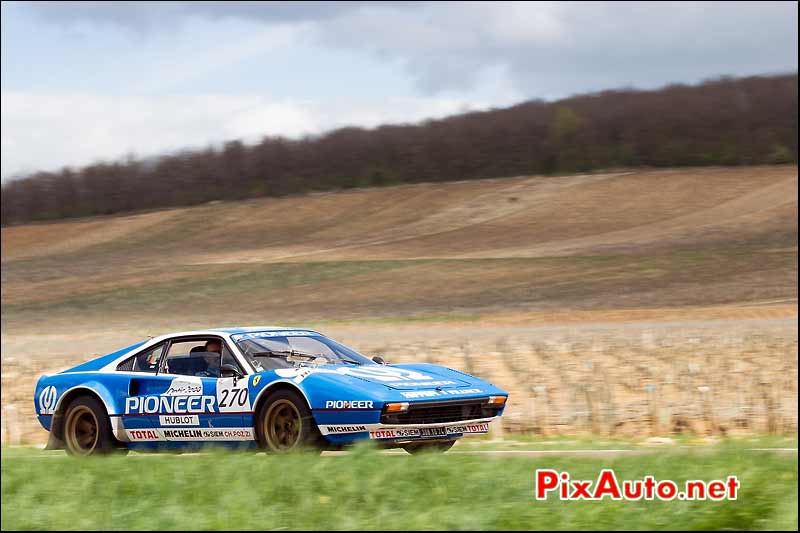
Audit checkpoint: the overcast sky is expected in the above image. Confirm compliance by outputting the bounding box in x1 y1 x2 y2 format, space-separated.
1 1 797 181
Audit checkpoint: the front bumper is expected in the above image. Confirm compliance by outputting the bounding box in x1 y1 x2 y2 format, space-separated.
318 416 496 443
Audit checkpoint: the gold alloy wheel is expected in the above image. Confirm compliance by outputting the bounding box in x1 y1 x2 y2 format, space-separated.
65 405 99 455
264 399 302 451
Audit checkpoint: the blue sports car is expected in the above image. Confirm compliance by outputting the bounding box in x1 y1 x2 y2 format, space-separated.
34 327 509 455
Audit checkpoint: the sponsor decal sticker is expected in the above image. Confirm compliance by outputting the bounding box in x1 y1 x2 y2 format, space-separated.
234 331 320 340
125 394 214 414
369 428 420 439
400 390 440 399
401 388 483 399
163 377 202 396
418 427 448 437
161 428 254 441
446 423 489 434
126 427 254 441
367 422 490 439
320 425 368 434
274 366 439 385
446 388 483 395
216 377 251 412
38 385 58 415
388 380 457 387
127 429 162 441
324 400 374 409
159 415 200 426
337 367 434 382
252 375 261 387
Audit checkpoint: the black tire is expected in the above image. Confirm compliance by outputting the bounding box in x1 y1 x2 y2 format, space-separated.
63 396 116 456
402 440 456 455
255 389 321 452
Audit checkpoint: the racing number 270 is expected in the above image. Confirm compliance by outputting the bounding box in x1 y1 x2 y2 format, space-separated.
219 388 248 408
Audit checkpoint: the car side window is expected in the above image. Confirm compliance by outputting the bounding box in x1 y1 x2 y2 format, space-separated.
117 343 165 373
162 339 244 377
220 345 243 374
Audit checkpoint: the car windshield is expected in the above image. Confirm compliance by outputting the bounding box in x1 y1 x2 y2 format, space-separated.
232 331 373 372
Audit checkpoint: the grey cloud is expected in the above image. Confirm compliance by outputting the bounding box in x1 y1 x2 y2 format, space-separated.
27 1 396 30
25 1 798 98
313 1 798 97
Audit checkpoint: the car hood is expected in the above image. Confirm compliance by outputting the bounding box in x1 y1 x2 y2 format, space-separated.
271 362 480 391
340 363 476 390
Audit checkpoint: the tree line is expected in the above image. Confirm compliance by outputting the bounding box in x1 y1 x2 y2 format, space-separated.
1 73 796 225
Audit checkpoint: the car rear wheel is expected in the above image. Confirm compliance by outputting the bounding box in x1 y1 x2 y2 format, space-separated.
63 396 116 456
256 389 321 452
402 440 456 454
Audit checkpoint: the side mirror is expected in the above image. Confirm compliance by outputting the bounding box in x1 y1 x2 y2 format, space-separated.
372 356 386 365
221 364 243 381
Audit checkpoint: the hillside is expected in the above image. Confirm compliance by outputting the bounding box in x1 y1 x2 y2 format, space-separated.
2 165 796 332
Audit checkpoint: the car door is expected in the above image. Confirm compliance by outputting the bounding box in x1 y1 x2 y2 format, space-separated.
154 337 252 442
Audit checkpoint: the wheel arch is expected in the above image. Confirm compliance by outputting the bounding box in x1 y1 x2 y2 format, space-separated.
50 385 120 446
252 380 313 416
251 380 327 450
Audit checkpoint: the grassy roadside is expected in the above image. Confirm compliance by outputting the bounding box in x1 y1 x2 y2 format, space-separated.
2 442 797 530
452 433 799 452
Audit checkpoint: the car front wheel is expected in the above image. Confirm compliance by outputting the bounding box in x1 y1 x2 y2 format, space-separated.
256 389 321 452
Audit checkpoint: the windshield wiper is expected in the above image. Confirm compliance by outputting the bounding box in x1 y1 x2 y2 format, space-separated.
249 349 328 364
249 349 359 366
249 350 295 358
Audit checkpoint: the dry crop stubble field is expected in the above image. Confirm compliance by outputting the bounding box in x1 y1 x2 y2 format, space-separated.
1 166 797 444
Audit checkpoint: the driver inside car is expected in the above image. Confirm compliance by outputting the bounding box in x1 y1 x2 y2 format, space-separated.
195 340 222 377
